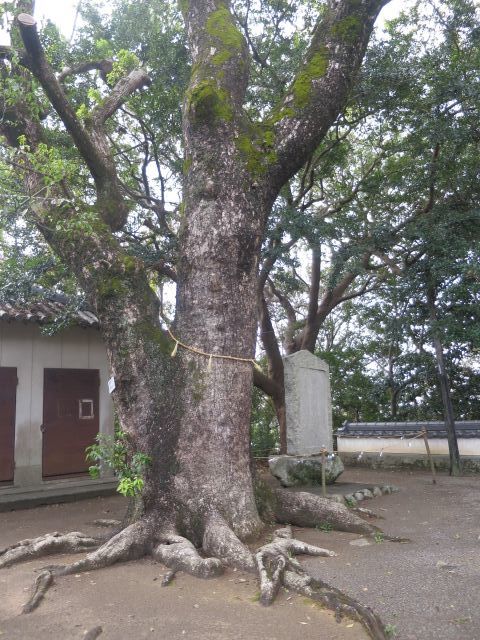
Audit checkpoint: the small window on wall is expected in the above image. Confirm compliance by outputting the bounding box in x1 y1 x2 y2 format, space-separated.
79 399 94 419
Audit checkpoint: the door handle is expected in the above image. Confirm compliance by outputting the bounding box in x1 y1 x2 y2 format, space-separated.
40 424 46 433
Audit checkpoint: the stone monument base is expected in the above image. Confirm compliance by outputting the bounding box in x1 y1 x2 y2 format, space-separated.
268 453 344 487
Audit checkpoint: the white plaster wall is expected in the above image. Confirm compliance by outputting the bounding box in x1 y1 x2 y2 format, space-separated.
0 322 114 487
337 437 480 456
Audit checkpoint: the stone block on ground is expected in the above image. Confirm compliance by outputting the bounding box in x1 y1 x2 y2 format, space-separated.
268 454 344 488
344 494 358 507
380 484 399 495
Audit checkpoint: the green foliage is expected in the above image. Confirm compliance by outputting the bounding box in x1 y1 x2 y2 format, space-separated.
2 0 480 456
319 334 388 429
259 0 480 431
250 387 279 457
316 521 333 532
385 623 397 638
106 49 141 85
94 38 114 58
86 430 151 497
17 136 79 186
76 103 90 121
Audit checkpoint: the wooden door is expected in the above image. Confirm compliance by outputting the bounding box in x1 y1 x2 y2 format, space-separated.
0 367 17 483
42 368 99 477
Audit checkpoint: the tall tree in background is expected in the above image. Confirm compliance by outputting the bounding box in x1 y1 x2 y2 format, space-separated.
0 1 394 635
253 0 480 455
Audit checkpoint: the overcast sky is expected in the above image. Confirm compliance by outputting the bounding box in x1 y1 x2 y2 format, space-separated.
31 0 411 40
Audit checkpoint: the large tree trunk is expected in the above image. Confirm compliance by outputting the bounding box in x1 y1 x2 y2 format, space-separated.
173 189 264 540
167 0 266 540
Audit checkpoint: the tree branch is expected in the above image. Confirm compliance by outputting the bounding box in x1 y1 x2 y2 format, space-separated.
261 0 390 203
57 59 113 82
373 251 403 276
338 275 377 302
306 246 321 328
16 13 149 231
92 69 151 125
259 296 284 381
268 278 297 326
297 251 373 352
258 236 297 293
17 14 103 169
253 366 282 399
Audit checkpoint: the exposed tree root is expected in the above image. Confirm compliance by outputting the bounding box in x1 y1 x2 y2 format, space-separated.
203 514 256 571
8 517 390 638
351 506 384 520
17 522 149 613
161 569 177 586
273 488 409 543
283 570 388 640
2 488 402 637
83 626 103 640
153 533 223 578
255 525 336 605
273 488 382 535
52 521 149 577
22 570 53 613
0 532 100 569
256 526 388 640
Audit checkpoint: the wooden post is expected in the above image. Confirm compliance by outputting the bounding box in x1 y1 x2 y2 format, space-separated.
422 428 437 484
320 446 327 497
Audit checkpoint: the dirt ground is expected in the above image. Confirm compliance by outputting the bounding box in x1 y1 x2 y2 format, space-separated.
1 467 479 640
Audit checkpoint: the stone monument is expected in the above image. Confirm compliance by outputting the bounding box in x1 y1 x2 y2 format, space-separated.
283 350 333 454
268 350 343 487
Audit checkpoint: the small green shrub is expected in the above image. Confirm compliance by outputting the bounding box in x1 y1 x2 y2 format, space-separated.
385 623 397 638
86 430 151 497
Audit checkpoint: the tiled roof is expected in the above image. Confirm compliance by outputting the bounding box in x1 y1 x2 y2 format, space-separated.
338 421 480 439
0 296 99 328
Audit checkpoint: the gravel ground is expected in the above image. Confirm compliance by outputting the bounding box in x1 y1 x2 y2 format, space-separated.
296 467 480 640
1 467 479 640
